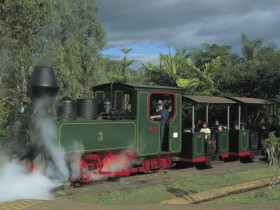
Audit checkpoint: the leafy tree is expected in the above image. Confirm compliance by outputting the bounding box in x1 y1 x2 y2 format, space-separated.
191 43 232 70
0 0 54 121
39 0 106 98
189 43 238 96
253 44 280 97
216 35 280 98
119 47 136 76
125 68 147 85
143 61 176 87
241 33 262 61
101 46 145 85
0 0 106 135
144 48 215 95
176 62 215 95
143 48 184 86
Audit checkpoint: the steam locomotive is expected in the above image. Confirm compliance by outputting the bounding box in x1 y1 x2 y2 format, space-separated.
16 66 277 183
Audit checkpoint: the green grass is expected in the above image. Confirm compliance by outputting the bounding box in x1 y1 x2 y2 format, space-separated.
210 184 280 204
56 166 274 204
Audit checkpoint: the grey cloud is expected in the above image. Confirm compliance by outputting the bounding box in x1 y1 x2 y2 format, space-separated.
96 0 280 53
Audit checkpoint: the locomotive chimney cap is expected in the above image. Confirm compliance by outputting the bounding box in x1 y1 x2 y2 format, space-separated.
28 66 59 107
28 66 59 88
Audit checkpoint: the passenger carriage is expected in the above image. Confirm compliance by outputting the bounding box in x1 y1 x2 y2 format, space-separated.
178 96 236 166
227 97 274 157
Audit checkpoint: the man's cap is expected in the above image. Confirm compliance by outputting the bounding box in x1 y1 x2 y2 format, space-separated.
156 100 164 105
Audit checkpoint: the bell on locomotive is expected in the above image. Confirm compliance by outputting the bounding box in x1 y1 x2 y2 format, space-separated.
28 65 59 111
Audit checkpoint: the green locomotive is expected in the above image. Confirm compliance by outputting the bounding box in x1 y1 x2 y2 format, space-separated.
56 83 182 182
26 66 184 182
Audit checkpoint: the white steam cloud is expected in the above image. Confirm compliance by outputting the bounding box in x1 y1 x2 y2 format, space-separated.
0 95 138 203
90 149 136 181
102 149 135 172
32 97 69 181
67 141 85 180
0 161 59 203
0 97 82 204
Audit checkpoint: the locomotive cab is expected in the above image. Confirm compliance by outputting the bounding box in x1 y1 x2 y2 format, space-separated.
91 83 183 156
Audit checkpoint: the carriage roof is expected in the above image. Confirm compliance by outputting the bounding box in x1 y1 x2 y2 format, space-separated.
183 95 236 104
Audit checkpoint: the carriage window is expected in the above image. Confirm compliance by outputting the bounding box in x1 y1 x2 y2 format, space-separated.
149 93 176 119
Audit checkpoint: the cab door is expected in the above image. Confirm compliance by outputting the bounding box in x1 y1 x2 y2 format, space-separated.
148 92 181 153
137 92 161 156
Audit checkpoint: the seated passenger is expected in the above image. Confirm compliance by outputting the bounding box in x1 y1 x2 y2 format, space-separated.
217 124 223 131
214 119 220 128
200 121 211 140
234 124 239 130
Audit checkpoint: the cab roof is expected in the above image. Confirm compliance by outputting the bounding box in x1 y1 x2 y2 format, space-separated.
92 83 183 93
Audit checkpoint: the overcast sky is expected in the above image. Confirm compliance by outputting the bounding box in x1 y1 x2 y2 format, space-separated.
95 0 280 66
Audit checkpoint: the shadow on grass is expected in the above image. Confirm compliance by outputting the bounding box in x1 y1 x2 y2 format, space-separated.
195 162 213 170
240 156 254 163
166 187 197 201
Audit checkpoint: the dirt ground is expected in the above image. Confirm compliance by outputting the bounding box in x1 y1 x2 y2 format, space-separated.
26 201 280 210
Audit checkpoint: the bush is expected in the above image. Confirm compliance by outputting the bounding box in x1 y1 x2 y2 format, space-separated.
262 132 280 188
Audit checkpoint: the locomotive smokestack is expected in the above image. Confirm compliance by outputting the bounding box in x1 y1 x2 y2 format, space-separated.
28 66 59 108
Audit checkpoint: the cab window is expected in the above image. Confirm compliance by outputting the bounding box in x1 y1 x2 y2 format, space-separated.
114 90 133 114
149 93 176 119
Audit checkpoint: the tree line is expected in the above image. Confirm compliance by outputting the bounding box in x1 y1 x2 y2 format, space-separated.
1 0 280 137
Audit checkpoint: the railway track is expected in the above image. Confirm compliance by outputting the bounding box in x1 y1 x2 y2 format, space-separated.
54 158 267 198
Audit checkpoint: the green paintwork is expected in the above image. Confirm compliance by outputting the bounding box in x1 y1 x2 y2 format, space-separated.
239 129 249 151
56 120 136 153
169 94 182 153
136 92 182 156
217 130 229 155
181 132 205 159
193 132 205 157
63 83 185 157
137 92 161 155
229 129 249 153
